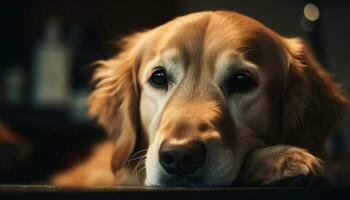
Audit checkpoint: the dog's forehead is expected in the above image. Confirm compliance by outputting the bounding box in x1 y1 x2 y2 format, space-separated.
161 13 250 59
138 11 286 87
145 12 280 67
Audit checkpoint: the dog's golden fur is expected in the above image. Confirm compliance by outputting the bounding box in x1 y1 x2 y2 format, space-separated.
52 11 348 186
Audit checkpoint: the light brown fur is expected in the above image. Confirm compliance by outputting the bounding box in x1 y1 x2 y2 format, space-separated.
52 11 348 186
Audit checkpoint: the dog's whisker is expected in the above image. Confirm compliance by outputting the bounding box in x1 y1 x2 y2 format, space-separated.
127 149 148 165
128 149 148 160
127 154 147 164
134 159 146 184
136 166 146 184
132 161 140 178
132 157 146 177
129 149 148 158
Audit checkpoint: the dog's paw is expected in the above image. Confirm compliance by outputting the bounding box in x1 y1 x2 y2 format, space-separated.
241 145 323 185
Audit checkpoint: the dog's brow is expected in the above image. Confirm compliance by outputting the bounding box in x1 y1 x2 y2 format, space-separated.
214 51 239 83
160 48 185 83
160 48 181 64
214 51 258 84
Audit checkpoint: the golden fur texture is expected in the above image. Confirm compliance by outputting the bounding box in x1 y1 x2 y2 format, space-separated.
52 11 348 186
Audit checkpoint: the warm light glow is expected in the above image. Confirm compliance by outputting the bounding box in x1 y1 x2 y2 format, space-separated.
304 3 320 21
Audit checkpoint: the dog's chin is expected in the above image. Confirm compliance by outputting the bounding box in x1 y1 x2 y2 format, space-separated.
145 172 236 187
152 175 205 187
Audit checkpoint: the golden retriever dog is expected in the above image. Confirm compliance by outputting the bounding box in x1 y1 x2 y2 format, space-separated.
52 11 349 187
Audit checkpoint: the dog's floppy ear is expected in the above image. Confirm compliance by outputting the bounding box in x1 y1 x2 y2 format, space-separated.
281 38 349 156
88 32 146 172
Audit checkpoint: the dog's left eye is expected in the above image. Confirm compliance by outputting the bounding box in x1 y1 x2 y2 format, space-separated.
225 70 258 94
149 67 168 89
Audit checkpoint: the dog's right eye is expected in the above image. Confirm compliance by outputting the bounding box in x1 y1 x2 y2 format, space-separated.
149 67 168 89
224 69 258 94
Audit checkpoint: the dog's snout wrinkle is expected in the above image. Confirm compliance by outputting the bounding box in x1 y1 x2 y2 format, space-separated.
174 121 192 134
159 140 207 175
162 115 214 136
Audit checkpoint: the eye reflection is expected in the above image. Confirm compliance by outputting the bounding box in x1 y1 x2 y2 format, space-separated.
149 67 168 89
225 69 258 94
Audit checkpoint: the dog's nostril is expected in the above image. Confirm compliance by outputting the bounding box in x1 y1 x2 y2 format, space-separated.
183 155 192 165
162 154 174 165
159 140 207 175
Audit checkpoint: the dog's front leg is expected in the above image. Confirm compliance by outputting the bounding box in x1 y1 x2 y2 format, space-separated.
240 145 324 185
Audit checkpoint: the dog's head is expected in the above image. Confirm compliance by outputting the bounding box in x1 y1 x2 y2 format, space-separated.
88 11 348 186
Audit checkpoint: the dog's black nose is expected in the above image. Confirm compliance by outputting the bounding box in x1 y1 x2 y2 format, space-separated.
159 140 207 175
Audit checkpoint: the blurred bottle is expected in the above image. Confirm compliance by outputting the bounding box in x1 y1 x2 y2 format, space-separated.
4 64 25 105
70 89 89 122
32 18 72 107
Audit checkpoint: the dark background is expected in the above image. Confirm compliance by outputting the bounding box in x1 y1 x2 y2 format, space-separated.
0 0 349 184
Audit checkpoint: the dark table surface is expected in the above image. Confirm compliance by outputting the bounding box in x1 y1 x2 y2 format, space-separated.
0 184 349 200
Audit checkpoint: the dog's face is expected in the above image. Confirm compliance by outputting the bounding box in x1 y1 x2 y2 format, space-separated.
138 12 286 186
89 11 348 186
